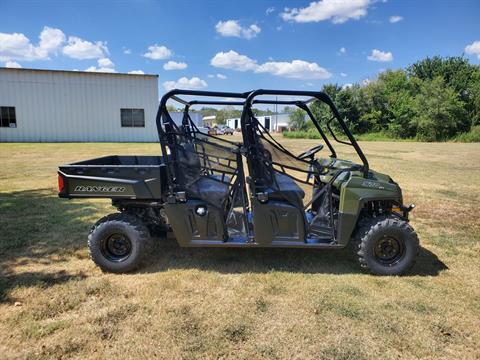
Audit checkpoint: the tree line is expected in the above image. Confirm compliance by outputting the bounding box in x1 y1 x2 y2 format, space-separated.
287 56 480 141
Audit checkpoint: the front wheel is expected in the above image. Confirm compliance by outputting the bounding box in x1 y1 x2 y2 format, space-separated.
354 216 419 275
88 213 152 273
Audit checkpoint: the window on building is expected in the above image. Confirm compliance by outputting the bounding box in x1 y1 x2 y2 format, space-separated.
0 107 16 128
121 108 145 127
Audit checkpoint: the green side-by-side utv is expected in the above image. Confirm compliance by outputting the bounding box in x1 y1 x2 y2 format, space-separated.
58 89 419 275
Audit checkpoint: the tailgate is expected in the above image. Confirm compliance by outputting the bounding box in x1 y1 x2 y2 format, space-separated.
58 155 167 200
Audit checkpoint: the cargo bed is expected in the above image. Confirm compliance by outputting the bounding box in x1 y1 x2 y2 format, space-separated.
58 155 167 199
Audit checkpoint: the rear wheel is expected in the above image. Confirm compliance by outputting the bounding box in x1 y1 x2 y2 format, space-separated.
354 215 418 275
88 213 151 273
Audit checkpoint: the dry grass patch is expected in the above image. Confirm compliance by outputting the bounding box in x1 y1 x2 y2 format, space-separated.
0 140 479 359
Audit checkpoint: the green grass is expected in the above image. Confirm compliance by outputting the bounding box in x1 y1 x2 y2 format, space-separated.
283 130 415 141
284 128 480 142
0 140 479 359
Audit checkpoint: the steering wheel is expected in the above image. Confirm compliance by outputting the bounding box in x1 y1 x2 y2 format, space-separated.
298 144 324 160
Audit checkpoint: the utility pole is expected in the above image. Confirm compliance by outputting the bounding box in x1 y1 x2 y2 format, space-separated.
275 96 278 132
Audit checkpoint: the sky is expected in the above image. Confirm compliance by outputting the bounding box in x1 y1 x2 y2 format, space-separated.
1 0 479 97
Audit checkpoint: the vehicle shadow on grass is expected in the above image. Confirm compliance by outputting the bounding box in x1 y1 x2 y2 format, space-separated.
0 189 97 303
142 236 448 276
0 188 102 257
0 269 87 303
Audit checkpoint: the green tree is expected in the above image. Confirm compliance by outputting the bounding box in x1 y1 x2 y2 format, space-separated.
335 85 371 134
166 105 179 113
412 77 466 141
216 105 242 125
286 107 307 131
408 56 480 130
198 107 219 117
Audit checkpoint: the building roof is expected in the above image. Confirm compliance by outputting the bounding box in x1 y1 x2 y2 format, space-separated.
0 67 158 78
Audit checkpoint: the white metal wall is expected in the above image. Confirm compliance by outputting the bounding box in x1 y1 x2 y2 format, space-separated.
226 114 290 132
0 68 159 142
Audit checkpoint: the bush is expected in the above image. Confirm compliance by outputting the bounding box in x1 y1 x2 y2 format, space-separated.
283 130 322 139
453 126 480 142
355 132 412 141
282 130 413 142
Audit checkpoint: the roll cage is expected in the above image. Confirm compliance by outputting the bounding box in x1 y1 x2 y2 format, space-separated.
157 89 369 180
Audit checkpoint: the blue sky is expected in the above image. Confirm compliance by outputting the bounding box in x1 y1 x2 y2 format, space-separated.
1 0 479 96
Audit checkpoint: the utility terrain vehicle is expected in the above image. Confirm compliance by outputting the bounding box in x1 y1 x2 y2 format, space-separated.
58 89 418 275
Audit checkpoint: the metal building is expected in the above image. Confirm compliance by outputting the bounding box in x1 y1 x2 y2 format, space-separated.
0 67 165 142
226 113 291 132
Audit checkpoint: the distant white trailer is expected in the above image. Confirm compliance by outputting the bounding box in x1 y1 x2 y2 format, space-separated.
226 113 290 132
0 67 162 142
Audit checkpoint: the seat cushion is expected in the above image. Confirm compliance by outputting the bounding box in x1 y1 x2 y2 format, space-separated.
273 172 305 199
191 176 230 205
264 172 305 208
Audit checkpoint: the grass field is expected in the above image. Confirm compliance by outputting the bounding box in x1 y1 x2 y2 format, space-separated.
1 139 479 359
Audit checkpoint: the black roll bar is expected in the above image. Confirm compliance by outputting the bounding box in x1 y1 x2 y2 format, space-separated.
243 89 369 177
188 100 245 106
156 89 251 142
156 90 253 191
159 89 250 110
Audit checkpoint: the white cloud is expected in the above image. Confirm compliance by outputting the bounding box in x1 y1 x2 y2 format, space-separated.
128 70 145 74
389 15 403 23
215 20 261 39
63 36 108 59
143 45 172 60
123 48 132 54
84 57 115 73
339 46 346 54
281 0 371 24
0 26 65 61
163 61 187 70
163 77 208 91
266 7 275 15
211 50 258 71
367 49 393 62
98 57 114 68
342 83 353 89
256 60 331 79
0 32 40 61
5 61 22 68
465 40 480 59
340 72 347 77
207 73 227 79
211 50 331 80
85 66 115 73
38 27 65 56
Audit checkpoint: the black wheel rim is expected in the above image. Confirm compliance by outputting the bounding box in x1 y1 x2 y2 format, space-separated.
373 235 405 266
101 233 132 262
